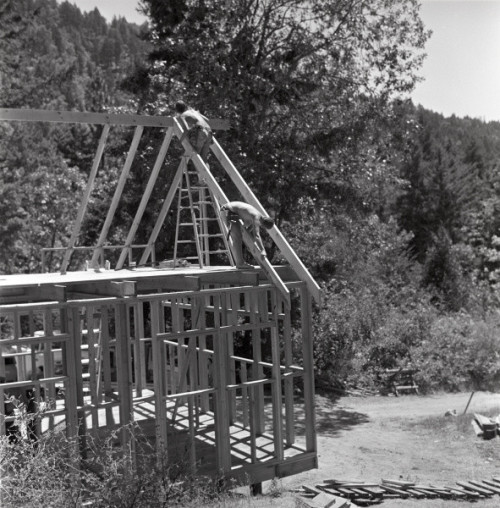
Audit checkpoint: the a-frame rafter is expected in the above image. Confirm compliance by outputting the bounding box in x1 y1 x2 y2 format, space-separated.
0 108 319 306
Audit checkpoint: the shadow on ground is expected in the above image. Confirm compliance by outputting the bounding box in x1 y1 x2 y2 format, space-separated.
288 391 370 438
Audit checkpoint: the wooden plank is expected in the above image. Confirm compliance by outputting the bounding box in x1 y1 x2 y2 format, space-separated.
100 307 115 425
91 126 144 267
282 294 295 446
250 291 265 435
139 159 185 266
212 294 231 472
116 128 175 269
270 290 284 461
0 108 229 130
300 285 316 454
481 480 500 494
210 137 321 304
0 284 67 305
227 292 237 424
115 302 134 452
136 303 147 394
470 480 500 495
151 299 168 460
68 281 136 298
198 271 259 286
456 481 492 496
135 275 201 292
61 125 110 274
194 297 206 409
240 361 249 427
173 119 291 306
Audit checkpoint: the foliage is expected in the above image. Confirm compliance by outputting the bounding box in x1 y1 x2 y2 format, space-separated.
0 0 149 273
136 0 430 221
4 0 500 391
411 312 500 393
0 423 242 508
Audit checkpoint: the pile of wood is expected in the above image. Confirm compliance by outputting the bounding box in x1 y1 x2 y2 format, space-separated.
472 413 499 439
296 477 500 505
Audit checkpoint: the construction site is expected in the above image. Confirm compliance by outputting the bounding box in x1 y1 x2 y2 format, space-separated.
0 109 320 488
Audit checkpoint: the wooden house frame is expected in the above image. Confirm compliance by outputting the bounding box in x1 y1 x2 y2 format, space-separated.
0 109 320 488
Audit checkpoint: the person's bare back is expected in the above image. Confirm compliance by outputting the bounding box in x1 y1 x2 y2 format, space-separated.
220 201 274 260
174 101 212 162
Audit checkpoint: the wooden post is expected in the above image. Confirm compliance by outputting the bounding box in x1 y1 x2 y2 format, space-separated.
270 290 284 461
240 362 249 427
70 307 86 455
227 292 238 424
250 292 264 435
136 303 148 391
212 294 231 474
115 301 133 451
132 303 145 397
64 306 82 488
195 296 209 412
151 299 168 461
100 307 115 426
300 285 316 454
282 296 295 446
67 307 84 455
86 306 99 430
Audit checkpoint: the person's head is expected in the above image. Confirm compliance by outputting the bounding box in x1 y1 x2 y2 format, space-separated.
261 216 274 230
174 100 188 114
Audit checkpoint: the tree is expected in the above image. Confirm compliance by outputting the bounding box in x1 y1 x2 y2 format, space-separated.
136 0 430 222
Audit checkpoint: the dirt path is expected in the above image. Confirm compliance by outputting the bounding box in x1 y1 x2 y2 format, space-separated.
280 391 500 507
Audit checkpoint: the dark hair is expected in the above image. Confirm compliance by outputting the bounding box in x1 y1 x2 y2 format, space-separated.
261 216 274 229
175 100 188 113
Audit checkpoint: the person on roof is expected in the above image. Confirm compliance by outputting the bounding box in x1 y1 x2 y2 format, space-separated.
220 201 274 267
174 100 213 164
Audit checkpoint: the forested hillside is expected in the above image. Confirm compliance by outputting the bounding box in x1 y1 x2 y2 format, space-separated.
2 0 500 393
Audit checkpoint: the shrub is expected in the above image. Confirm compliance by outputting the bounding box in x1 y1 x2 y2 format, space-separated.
0 421 239 508
411 312 500 392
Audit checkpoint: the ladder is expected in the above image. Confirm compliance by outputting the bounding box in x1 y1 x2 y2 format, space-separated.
173 158 234 268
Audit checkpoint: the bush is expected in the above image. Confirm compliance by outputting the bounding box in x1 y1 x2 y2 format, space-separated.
411 312 500 393
0 422 239 508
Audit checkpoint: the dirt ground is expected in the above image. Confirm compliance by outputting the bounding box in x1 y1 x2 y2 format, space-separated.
272 391 500 507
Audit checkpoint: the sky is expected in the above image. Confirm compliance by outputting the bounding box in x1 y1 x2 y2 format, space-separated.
62 0 500 123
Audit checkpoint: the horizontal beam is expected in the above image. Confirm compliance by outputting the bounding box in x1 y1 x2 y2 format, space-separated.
0 284 67 304
197 270 260 286
0 108 229 130
67 280 136 298
135 275 201 292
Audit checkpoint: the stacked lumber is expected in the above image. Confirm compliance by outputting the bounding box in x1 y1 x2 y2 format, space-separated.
296 477 500 504
472 413 498 439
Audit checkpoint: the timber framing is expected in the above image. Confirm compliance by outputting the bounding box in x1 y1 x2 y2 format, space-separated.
0 109 319 488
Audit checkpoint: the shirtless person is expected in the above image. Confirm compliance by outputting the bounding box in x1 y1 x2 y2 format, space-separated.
174 101 213 163
220 201 274 267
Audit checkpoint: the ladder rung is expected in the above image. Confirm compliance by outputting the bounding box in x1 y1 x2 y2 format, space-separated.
207 250 231 254
180 222 195 226
198 233 224 238
176 240 196 244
